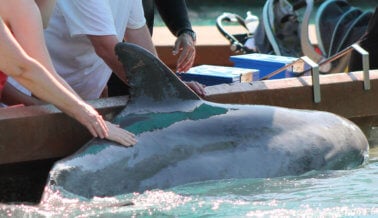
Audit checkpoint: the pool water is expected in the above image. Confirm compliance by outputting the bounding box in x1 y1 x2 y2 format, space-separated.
0 144 377 217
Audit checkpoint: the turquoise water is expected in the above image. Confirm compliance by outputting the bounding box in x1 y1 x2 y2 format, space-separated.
0 146 377 217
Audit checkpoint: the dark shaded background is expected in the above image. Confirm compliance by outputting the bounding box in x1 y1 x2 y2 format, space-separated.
155 0 378 26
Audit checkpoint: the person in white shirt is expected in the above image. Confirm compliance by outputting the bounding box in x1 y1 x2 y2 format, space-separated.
45 0 205 100
44 0 156 100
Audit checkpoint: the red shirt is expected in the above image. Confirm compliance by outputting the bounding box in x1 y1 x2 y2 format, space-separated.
0 71 7 95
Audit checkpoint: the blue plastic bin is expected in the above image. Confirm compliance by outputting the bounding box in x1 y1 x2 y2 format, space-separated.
230 53 298 80
178 65 259 86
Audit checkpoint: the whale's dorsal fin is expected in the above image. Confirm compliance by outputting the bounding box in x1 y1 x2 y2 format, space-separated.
115 42 200 106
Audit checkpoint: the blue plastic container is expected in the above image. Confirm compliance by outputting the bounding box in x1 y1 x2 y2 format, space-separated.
230 53 298 80
178 65 259 86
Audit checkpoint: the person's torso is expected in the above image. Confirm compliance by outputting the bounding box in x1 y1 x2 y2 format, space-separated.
44 0 144 99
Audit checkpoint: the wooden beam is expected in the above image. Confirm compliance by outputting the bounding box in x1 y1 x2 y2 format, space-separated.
205 70 378 119
0 96 128 165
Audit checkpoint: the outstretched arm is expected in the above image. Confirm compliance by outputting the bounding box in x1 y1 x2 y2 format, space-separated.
0 1 136 146
5 0 79 97
0 18 108 138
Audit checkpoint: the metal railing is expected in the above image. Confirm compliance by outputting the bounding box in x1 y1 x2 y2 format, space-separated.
260 43 370 103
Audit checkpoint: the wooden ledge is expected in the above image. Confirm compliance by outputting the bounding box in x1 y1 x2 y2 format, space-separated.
0 96 128 165
205 70 378 119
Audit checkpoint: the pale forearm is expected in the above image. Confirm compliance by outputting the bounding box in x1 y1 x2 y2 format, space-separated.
125 25 158 57
100 52 126 84
12 58 85 117
50 70 82 98
8 0 80 98
1 17 89 126
88 26 157 85
88 35 127 83
10 57 136 146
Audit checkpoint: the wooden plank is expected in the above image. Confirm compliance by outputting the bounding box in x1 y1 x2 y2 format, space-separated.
0 96 128 165
205 70 378 119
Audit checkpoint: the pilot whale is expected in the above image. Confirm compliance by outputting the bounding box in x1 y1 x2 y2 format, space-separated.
45 43 368 199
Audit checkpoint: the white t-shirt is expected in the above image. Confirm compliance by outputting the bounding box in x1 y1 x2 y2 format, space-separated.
44 0 146 99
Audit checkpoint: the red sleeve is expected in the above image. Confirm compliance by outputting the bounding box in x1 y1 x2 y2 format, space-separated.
0 71 7 92
0 71 7 99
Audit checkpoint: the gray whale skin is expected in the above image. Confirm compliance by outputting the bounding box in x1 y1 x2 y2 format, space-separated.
46 42 369 199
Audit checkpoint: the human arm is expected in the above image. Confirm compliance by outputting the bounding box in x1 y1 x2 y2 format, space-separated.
124 25 158 57
0 19 136 146
155 0 196 72
155 0 192 37
0 1 136 146
81 0 155 85
88 23 157 84
172 31 196 73
88 35 128 84
0 17 104 136
124 25 205 96
3 0 80 98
